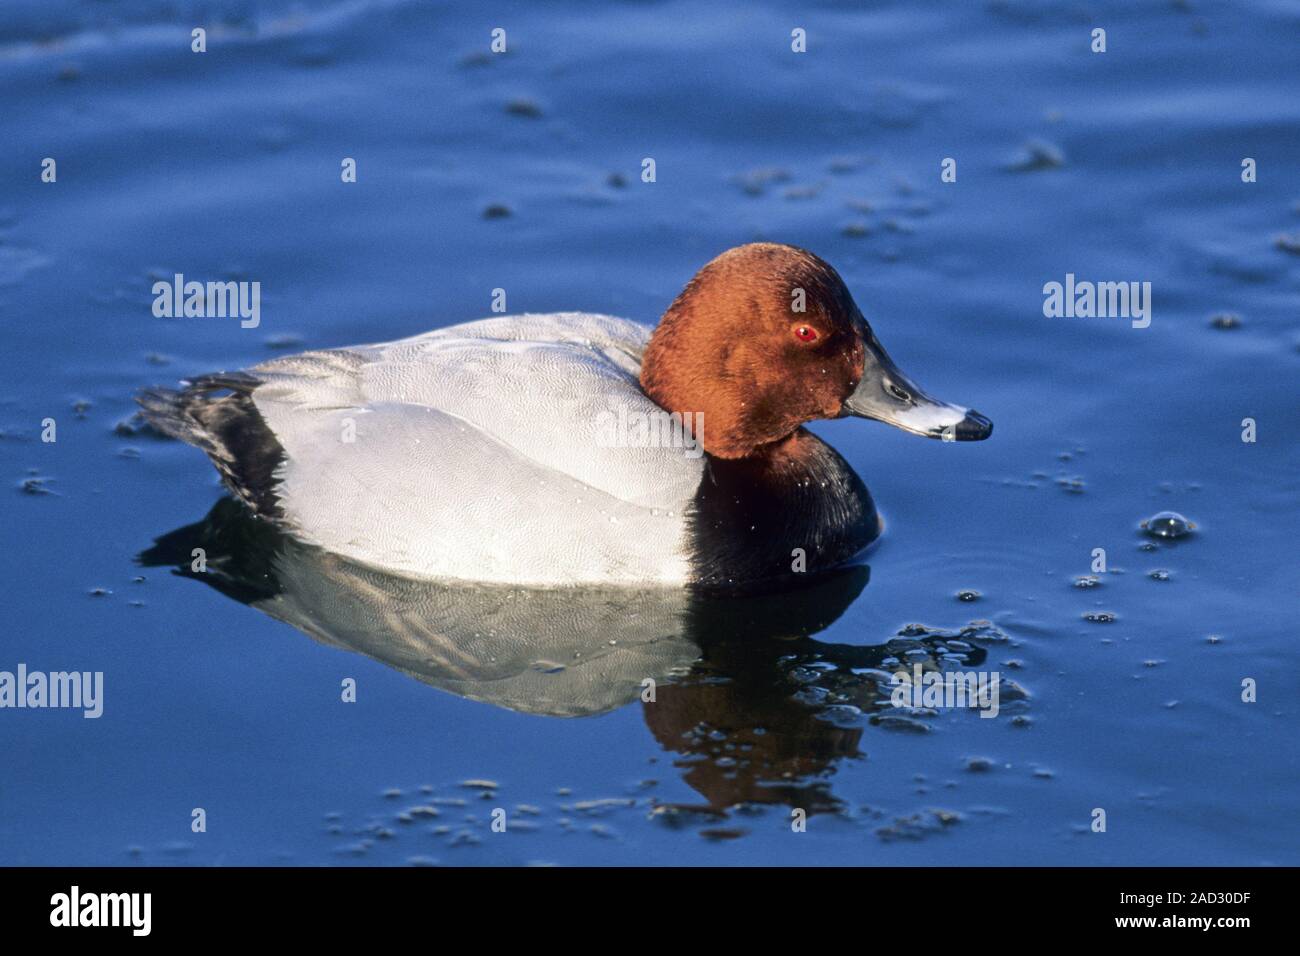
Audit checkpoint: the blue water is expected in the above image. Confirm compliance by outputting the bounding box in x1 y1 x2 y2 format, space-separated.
1 0 1297 866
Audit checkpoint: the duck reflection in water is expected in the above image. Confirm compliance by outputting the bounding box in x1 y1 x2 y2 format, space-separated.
141 499 991 818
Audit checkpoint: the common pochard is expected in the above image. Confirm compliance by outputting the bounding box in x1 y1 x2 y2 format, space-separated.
140 243 991 589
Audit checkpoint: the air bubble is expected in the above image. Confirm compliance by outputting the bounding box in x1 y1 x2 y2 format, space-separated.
1140 511 1195 539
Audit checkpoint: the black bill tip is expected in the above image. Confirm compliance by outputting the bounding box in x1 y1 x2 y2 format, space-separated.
951 410 993 441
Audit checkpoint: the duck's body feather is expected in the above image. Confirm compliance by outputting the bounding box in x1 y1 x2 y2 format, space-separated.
147 314 703 585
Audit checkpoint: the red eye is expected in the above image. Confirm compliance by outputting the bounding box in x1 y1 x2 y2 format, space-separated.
794 325 819 343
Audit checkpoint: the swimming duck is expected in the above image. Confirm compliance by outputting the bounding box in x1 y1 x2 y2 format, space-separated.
140 243 991 590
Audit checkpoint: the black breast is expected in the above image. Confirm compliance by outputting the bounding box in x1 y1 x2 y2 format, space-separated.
686 430 880 593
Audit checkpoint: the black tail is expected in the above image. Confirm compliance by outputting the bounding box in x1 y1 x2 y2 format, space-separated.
137 373 286 518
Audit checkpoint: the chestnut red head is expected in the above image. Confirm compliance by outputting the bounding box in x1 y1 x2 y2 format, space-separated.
640 243 991 458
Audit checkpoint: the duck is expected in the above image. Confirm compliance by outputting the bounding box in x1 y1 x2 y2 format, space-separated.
139 242 991 590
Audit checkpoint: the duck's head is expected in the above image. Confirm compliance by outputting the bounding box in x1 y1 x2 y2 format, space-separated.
640 242 993 459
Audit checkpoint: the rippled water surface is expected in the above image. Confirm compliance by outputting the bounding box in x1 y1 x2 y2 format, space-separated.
2 0 1297 865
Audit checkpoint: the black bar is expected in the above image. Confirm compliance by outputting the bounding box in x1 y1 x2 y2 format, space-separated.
1 866 1285 938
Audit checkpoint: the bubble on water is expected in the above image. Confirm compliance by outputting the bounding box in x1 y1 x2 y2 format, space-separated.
1274 232 1300 255
1056 475 1085 494
732 166 792 197
871 714 931 733
956 589 981 602
966 756 994 772
504 98 542 118
1073 575 1101 589
783 183 824 201
816 704 864 727
20 476 54 496
1205 634 1223 644
1000 680 1032 702
572 798 635 816
1148 569 1171 581
1082 611 1116 623
648 804 725 829
875 808 961 842
1004 138 1065 172
1208 312 1242 329
265 334 304 350
1140 511 1195 539
114 412 167 439
827 155 867 174
700 827 748 841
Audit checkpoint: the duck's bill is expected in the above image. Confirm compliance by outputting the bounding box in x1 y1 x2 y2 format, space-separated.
841 343 992 442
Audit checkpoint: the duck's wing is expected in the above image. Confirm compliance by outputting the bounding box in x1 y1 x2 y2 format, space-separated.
254 312 704 506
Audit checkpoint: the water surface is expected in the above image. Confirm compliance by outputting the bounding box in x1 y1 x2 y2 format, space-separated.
1 0 1297 865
